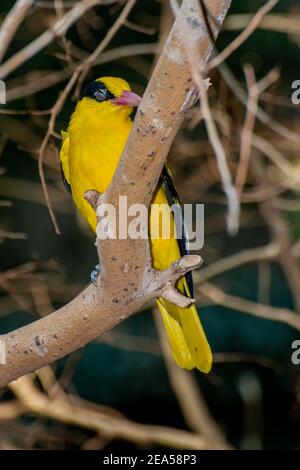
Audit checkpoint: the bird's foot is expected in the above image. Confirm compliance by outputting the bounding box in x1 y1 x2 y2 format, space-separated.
90 263 100 285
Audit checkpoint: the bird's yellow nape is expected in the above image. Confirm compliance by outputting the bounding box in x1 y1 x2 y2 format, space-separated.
95 77 131 99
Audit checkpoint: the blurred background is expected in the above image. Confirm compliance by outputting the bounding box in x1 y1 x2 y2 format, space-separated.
1 0 300 450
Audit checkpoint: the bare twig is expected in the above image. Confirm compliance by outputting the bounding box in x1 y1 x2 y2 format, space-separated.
235 65 258 196
252 134 300 183
209 0 279 69
195 243 279 283
224 13 300 36
235 66 280 196
6 43 158 102
8 375 216 449
0 0 34 63
0 0 108 79
198 282 300 331
219 62 300 145
74 0 137 96
0 229 27 241
38 0 137 233
170 0 239 235
38 72 80 234
250 157 300 313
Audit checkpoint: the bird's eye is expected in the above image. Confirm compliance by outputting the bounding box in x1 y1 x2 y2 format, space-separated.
93 88 109 102
83 81 115 102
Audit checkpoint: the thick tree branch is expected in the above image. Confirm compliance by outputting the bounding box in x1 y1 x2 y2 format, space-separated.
0 0 231 389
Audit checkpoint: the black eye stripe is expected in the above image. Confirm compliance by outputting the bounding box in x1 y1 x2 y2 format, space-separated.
82 81 115 102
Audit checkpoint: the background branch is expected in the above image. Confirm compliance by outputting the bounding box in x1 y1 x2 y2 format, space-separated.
0 0 34 63
7 374 215 450
154 308 231 449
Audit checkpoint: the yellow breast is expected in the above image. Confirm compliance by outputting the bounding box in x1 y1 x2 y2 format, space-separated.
68 99 132 229
67 98 181 272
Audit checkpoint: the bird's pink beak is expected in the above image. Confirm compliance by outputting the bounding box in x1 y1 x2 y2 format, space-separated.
111 90 142 107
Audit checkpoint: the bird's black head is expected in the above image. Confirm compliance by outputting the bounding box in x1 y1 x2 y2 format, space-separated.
82 80 115 102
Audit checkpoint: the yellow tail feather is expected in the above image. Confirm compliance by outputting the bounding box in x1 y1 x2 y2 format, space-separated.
157 278 212 373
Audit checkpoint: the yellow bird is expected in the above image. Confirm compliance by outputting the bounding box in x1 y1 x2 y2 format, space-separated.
60 76 212 372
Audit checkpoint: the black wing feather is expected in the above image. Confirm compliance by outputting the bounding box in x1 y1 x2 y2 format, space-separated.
162 166 194 297
60 162 72 194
